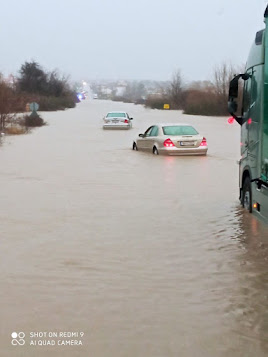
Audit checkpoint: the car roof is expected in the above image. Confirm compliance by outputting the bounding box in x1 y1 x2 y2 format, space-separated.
106 111 127 114
156 123 195 127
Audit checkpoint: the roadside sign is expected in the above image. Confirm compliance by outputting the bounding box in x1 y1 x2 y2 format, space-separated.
164 104 170 110
29 102 39 112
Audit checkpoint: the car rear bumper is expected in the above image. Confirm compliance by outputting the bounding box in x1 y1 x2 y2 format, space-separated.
103 123 131 130
158 146 208 155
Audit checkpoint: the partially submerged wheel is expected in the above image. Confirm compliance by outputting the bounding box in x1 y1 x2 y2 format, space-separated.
242 177 252 213
133 142 138 151
153 146 159 155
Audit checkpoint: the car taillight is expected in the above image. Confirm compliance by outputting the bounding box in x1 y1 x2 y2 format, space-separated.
200 137 207 146
124 119 129 123
163 138 175 147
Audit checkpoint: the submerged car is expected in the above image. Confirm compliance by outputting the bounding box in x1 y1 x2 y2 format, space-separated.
103 111 133 129
133 124 208 155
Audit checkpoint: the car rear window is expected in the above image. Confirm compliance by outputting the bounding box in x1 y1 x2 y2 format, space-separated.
107 113 126 118
162 126 198 135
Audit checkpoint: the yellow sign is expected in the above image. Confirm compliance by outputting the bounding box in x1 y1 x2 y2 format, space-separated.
163 104 170 110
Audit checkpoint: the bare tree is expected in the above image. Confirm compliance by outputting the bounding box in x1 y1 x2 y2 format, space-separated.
168 70 184 109
0 79 25 131
123 81 146 102
213 62 244 113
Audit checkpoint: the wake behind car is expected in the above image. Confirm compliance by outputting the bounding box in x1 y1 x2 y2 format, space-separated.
103 111 133 129
133 124 208 155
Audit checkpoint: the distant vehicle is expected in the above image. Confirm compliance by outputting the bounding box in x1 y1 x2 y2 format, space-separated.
103 111 133 130
77 92 85 101
93 94 98 99
133 124 207 155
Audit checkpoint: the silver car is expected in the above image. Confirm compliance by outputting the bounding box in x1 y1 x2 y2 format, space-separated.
103 111 133 129
133 124 208 155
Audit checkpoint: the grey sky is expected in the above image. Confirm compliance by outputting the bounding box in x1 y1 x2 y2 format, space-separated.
0 0 267 82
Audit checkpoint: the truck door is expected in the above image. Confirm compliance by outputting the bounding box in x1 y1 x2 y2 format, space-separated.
241 69 252 160
247 66 261 170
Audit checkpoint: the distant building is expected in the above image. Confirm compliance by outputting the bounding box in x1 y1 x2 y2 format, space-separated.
115 85 126 97
101 86 112 96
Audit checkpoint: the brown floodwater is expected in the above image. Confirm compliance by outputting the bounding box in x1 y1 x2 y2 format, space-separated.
0 100 268 357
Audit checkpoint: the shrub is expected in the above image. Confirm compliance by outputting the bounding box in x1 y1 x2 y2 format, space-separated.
134 98 145 105
145 96 169 110
5 126 27 135
111 96 133 103
24 95 76 111
183 89 228 116
24 113 46 127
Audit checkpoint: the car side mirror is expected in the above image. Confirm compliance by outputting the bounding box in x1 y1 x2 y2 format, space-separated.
138 133 144 137
129 118 133 120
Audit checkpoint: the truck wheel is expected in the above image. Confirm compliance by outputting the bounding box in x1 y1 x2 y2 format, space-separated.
242 177 252 213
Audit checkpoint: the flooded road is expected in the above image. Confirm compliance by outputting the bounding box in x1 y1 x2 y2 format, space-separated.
1 99 268 357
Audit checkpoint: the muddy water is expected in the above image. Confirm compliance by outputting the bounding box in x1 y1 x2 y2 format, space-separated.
0 100 268 357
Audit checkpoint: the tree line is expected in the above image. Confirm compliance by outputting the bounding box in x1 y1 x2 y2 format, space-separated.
111 63 243 116
0 61 78 132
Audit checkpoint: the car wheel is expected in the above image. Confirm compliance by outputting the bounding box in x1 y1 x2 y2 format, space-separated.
133 142 138 151
153 146 159 155
242 177 252 213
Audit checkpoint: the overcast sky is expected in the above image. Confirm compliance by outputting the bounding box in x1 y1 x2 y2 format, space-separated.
0 0 267 82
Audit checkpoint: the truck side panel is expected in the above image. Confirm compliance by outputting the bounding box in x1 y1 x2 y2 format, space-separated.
262 24 268 182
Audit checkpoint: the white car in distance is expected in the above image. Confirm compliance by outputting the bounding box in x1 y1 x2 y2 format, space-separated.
103 111 133 130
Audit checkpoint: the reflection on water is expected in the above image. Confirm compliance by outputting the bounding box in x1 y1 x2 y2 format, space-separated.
0 100 268 357
211 206 268 355
238 215 268 353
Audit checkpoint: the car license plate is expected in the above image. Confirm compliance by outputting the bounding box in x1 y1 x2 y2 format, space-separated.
112 120 119 123
180 141 194 146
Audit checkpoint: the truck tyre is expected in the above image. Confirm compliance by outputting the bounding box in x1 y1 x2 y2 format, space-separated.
242 177 252 213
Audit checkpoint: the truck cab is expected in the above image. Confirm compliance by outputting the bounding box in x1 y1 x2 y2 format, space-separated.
228 7 268 222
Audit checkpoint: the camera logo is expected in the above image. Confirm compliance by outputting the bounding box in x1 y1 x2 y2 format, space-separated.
11 332 25 346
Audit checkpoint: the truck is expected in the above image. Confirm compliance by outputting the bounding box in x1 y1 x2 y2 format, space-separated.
228 5 268 223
